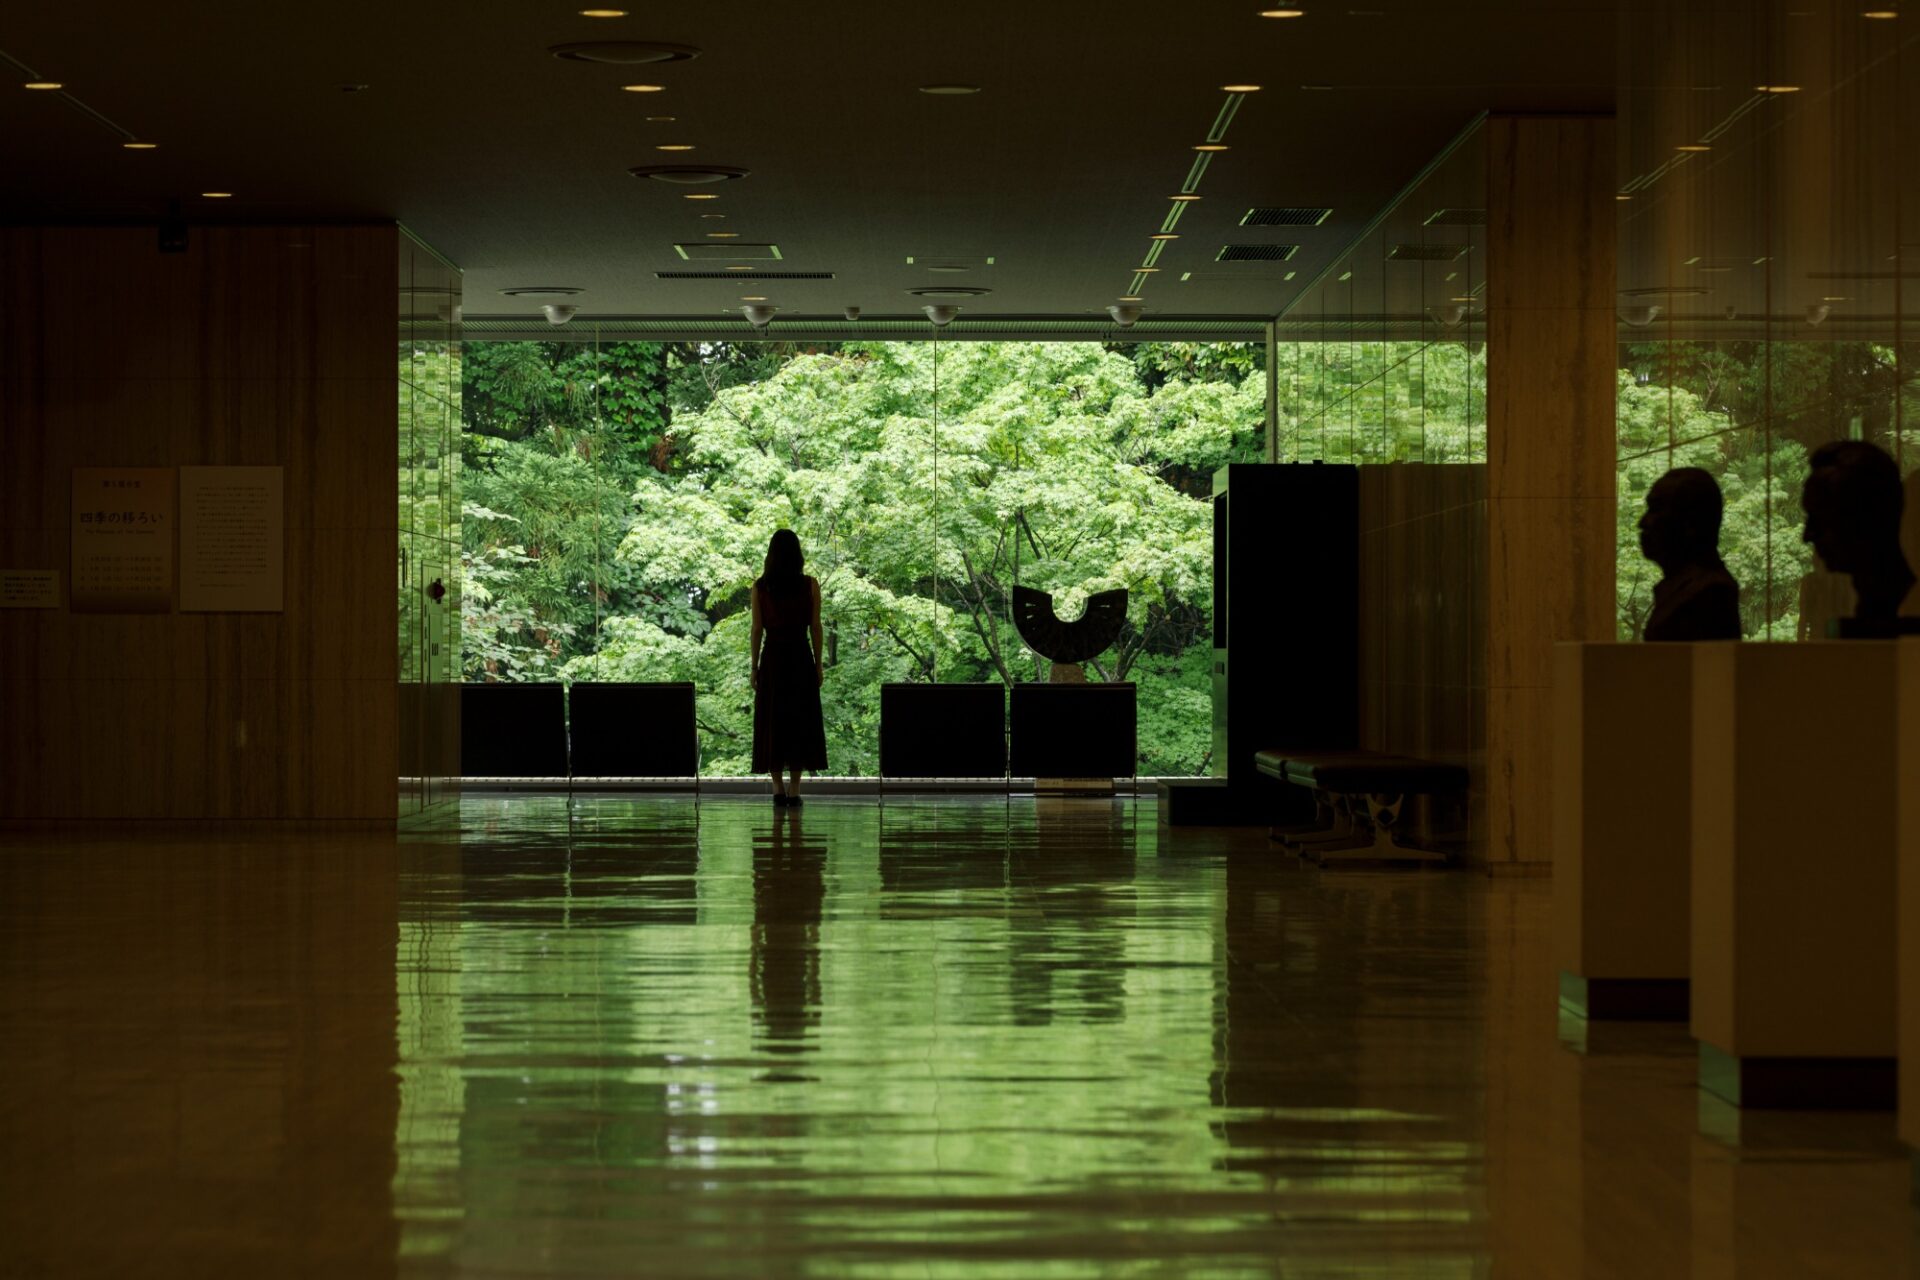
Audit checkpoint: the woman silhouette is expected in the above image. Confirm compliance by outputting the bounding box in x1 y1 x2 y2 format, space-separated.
749 529 828 804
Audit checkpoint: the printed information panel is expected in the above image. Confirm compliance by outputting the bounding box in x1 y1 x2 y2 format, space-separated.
179 466 284 612
71 468 174 612
0 569 60 608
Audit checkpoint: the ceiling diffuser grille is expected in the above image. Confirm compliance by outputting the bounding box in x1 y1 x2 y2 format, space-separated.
1387 243 1469 262
654 270 834 280
1216 243 1300 262
1423 208 1486 226
1240 206 1331 227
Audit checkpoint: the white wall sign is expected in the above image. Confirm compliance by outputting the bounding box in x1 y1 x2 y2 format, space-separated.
71 468 175 612
0 569 60 609
179 466 285 613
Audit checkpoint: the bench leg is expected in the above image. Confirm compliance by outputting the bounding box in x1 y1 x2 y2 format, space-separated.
1313 793 1449 865
1269 794 1339 842
1281 795 1363 852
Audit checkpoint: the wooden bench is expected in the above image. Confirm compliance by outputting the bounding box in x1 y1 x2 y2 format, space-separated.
1255 748 1467 864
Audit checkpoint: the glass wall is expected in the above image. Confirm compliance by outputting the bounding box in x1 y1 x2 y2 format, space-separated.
457 334 1266 776
398 233 463 813
1617 0 1920 640
1277 122 1488 464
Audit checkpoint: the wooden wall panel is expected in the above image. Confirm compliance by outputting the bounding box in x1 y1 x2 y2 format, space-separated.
0 225 399 820
1484 115 1619 867
1357 463 1487 854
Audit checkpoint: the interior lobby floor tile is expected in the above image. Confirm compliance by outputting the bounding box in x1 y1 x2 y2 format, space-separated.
2 795 1914 1277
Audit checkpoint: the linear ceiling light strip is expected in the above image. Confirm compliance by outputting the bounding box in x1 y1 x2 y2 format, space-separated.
1207 93 1246 144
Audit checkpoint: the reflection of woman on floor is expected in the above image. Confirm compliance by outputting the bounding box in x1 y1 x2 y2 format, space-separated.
750 529 828 805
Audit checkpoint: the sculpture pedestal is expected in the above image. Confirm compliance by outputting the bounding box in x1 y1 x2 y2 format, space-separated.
1553 642 1695 1021
1691 642 1900 1108
1897 641 1920 1154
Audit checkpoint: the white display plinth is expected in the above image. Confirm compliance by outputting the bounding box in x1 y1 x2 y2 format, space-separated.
1691 642 1900 1109
1553 642 1695 1020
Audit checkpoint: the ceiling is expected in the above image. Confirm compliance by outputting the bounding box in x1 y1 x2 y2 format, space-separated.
0 1 1618 327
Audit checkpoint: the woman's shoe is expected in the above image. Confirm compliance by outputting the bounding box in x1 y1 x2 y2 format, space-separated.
786 795 803 808
772 793 790 807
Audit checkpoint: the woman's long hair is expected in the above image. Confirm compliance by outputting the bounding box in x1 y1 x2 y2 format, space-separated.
759 528 806 600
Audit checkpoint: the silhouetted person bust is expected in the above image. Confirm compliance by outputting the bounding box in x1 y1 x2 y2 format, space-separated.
1639 467 1742 641
1801 440 1916 633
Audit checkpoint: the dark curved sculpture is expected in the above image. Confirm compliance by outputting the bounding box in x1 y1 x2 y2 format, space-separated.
1012 586 1128 664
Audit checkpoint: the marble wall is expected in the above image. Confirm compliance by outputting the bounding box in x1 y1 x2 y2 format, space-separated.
0 225 403 819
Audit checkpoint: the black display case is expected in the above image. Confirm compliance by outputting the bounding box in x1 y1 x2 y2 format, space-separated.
460 683 569 778
569 682 699 777
1009 682 1137 779
879 683 1008 778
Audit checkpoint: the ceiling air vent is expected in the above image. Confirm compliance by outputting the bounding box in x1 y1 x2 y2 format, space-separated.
673 243 783 261
1240 206 1331 227
1423 208 1487 227
655 270 834 280
1387 243 1470 262
1216 244 1300 262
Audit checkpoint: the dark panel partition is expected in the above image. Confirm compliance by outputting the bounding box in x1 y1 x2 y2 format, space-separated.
1009 683 1137 778
569 682 699 777
461 683 568 778
879 683 1008 778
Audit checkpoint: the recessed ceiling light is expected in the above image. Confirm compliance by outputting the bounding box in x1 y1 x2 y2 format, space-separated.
1222 83 1262 92
580 8 627 15
499 286 583 298
122 141 157 149
622 84 666 92
1150 233 1180 240
707 233 741 240
645 115 675 122
632 164 748 183
1616 194 1633 201
1676 144 1710 152
1194 144 1230 152
685 193 719 200
23 81 62 91
919 84 981 94
1863 8 1898 16
202 191 232 198
1118 295 1144 301
741 295 768 301
726 265 753 271
1756 84 1802 92
1450 295 1476 303
700 212 726 219
1170 194 1203 202
1259 7 1306 15
1135 267 1162 273
656 144 695 151
1823 295 1852 301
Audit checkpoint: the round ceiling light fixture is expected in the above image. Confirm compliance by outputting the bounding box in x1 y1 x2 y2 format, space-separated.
1754 83 1801 92
1864 8 1899 16
630 164 748 183
549 40 701 64
23 81 63 91
123 140 157 149
684 193 720 200
910 286 992 299
918 84 981 95
622 84 666 93
1221 83 1263 92
202 191 233 198
1169 194 1203 202
1107 304 1143 327
923 304 961 326
1676 143 1710 152
1150 233 1180 241
542 304 579 326
500 286 584 298
1259 7 1307 16
655 144 695 151
1194 144 1229 152
706 231 740 238
742 304 778 328
579 8 627 16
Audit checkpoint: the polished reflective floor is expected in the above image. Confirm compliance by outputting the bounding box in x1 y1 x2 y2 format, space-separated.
2 796 1915 1277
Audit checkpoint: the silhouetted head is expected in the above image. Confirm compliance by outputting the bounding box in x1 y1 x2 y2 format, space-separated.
763 528 804 585
1638 467 1724 571
1801 440 1903 575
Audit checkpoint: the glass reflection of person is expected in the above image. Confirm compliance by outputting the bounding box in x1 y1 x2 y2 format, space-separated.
1801 440 1916 628
1638 467 1741 641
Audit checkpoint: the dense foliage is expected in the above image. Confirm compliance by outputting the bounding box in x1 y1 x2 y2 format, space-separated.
459 340 1264 775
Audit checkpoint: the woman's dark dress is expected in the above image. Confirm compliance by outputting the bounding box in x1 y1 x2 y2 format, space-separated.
751 576 829 773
